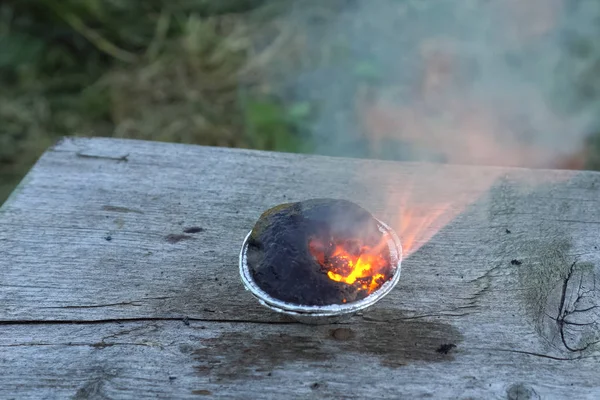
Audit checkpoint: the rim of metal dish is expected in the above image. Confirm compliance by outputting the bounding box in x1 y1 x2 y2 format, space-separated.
239 218 402 318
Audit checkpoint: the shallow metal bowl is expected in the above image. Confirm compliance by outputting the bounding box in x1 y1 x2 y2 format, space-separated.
239 218 402 324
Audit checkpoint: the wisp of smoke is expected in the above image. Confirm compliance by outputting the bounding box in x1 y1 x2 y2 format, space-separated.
266 0 600 169
252 0 600 255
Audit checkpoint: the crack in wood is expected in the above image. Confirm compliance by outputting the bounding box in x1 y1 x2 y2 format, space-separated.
101 205 144 214
0 317 296 326
475 347 590 361
569 306 599 314
555 261 600 353
3 138 600 398
361 310 472 322
76 152 129 162
100 324 160 342
39 297 172 309
0 284 64 290
0 342 155 348
558 262 580 352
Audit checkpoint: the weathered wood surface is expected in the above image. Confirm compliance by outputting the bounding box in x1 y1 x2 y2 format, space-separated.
0 137 599 399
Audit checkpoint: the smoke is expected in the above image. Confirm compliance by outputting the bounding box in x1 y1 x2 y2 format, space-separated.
260 0 600 169
245 0 600 255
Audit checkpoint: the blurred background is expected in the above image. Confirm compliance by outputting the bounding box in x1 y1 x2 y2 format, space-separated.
2 0 600 205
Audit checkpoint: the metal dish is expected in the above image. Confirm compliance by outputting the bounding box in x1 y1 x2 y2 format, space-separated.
239 218 402 324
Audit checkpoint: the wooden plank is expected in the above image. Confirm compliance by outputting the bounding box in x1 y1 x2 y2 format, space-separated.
1 137 599 397
1 137 598 323
1 320 599 399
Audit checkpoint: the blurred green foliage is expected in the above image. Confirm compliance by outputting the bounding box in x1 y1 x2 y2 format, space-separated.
1 0 600 205
0 0 309 203
244 98 314 152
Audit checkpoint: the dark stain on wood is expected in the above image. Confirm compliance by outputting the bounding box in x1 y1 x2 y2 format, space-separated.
193 321 462 380
165 234 194 244
184 227 205 234
506 383 539 400
330 327 354 341
191 389 212 396
192 331 329 381
436 343 456 354
73 376 108 400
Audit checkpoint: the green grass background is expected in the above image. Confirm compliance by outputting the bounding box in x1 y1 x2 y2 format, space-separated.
1 0 600 204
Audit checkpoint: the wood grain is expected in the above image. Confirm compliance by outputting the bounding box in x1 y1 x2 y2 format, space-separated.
0 320 598 399
1 137 599 398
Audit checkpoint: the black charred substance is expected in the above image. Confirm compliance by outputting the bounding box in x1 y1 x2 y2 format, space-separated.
246 198 392 306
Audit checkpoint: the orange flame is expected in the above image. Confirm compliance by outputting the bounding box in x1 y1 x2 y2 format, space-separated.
354 167 505 258
309 236 390 294
355 1 577 257
398 202 454 257
390 177 474 257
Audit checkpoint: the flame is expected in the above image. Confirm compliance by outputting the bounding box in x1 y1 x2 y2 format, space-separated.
398 202 454 257
355 1 576 257
309 236 389 294
391 168 573 257
355 168 505 258
389 178 471 257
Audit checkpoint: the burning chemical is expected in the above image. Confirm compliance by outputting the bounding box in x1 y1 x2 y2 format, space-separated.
308 236 389 295
245 199 396 306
